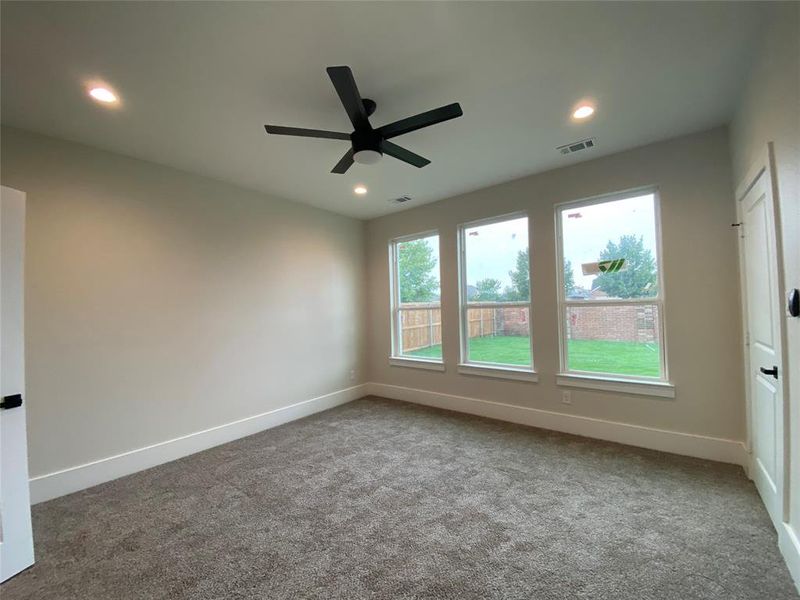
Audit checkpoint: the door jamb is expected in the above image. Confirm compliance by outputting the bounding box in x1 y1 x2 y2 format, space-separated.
735 141 790 522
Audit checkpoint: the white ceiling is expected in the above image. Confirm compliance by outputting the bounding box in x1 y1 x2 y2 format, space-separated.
1 2 765 219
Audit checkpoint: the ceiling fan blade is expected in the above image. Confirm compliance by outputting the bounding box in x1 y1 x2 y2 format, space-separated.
326 66 371 131
264 125 350 140
331 148 355 174
378 103 463 139
380 140 430 168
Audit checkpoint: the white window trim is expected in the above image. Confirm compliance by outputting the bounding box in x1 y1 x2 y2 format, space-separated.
457 212 536 377
556 373 675 398
458 363 539 382
389 357 446 372
554 186 671 388
388 230 443 364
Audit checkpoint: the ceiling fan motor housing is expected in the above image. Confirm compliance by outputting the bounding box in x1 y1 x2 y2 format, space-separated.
351 129 383 164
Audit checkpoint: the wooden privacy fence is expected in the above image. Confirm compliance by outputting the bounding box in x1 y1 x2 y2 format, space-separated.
400 302 530 352
467 308 497 339
400 303 442 352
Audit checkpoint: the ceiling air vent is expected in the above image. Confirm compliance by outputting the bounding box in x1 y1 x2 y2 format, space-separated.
389 195 412 205
557 137 596 155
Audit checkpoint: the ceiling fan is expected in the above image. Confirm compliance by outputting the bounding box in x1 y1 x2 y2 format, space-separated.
264 66 463 174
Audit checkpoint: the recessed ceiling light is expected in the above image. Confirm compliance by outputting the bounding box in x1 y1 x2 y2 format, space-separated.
572 104 595 120
354 185 368 195
89 87 118 104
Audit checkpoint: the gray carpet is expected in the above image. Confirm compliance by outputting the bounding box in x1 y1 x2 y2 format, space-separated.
2 396 797 600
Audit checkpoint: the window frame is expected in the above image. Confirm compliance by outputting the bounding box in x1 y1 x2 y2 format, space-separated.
388 230 444 369
457 212 536 379
555 186 671 389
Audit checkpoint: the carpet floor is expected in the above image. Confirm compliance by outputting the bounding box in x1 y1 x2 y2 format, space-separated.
2 396 797 600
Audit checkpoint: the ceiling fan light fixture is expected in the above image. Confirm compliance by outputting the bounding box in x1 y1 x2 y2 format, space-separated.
353 149 382 165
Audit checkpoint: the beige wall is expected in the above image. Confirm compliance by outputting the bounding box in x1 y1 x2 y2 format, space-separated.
730 0 800 552
366 127 744 441
0 126 366 478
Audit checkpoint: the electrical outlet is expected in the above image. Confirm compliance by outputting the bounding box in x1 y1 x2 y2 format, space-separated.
561 391 572 405
349 369 356 381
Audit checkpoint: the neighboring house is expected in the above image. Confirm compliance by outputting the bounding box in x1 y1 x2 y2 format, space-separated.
567 286 592 300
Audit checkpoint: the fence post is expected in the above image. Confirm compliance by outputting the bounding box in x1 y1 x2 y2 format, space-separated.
428 308 433 348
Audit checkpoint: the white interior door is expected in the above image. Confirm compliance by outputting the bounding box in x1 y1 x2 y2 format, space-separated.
739 166 785 529
0 185 34 581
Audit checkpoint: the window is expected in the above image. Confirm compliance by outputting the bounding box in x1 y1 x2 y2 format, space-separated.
557 189 667 383
458 214 534 375
389 232 442 366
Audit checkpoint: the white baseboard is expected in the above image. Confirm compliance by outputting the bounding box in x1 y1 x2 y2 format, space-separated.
29 384 368 504
780 523 800 594
366 382 748 466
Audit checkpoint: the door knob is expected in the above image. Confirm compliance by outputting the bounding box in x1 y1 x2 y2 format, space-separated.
760 366 779 379
0 394 23 409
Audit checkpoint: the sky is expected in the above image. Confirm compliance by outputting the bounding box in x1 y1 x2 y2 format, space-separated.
421 234 440 284
561 193 658 290
464 216 528 288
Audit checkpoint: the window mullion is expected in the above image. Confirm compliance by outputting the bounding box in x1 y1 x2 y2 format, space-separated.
562 297 661 307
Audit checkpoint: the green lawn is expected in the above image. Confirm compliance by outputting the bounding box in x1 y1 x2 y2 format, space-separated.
406 336 661 377
567 339 660 377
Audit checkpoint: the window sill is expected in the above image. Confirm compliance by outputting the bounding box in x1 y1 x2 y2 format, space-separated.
556 373 675 398
458 363 539 382
389 357 445 372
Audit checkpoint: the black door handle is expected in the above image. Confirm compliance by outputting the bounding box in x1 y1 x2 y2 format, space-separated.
760 366 779 379
0 394 23 409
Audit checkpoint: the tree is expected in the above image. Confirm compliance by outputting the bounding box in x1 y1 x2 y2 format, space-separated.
594 235 657 298
474 278 502 301
398 239 438 302
564 259 576 297
506 248 530 301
